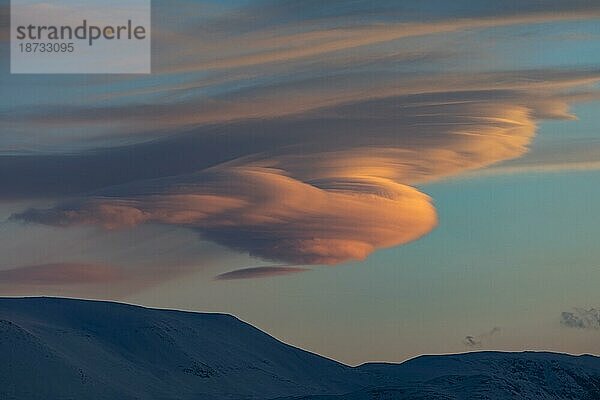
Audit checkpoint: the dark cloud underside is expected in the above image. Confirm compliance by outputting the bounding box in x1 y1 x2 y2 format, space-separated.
215 266 309 280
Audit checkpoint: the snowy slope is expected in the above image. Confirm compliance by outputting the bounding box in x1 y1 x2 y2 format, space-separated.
353 352 600 400
280 352 600 399
1 297 599 400
0 297 367 400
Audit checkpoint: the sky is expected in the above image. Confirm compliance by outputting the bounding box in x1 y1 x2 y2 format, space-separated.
1 0 600 365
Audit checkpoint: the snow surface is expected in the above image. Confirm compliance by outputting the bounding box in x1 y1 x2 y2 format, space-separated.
1 297 599 400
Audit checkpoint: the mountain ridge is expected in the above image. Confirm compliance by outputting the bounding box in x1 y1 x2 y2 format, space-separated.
1 297 599 400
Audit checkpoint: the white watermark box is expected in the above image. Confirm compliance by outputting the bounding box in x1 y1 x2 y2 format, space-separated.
11 0 151 74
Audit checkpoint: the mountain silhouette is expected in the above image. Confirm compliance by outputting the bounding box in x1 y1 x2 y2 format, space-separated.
1 297 599 400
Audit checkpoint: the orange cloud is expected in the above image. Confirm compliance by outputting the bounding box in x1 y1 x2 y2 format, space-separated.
4 1 600 269
16 70 598 136
15 168 437 265
10 76 600 265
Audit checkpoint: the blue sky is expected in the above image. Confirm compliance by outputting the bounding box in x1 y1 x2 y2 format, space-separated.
0 0 599 364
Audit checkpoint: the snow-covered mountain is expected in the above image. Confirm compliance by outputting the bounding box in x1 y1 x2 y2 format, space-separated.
1 297 599 400
351 352 600 400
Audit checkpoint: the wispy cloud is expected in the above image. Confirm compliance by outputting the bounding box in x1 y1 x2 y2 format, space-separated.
151 0 600 73
561 308 600 330
466 139 600 177
0 260 192 297
464 161 600 178
463 327 502 348
215 266 309 281
157 13 600 73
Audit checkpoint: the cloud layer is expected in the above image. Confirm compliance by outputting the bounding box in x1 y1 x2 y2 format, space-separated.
11 81 595 265
2 0 600 270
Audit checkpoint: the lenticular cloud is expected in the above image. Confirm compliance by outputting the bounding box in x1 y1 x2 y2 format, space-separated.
13 88 574 265
5 1 600 266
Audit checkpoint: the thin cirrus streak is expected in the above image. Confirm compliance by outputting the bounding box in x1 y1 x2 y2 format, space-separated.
155 11 600 74
215 266 310 281
7 70 595 141
469 161 600 177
